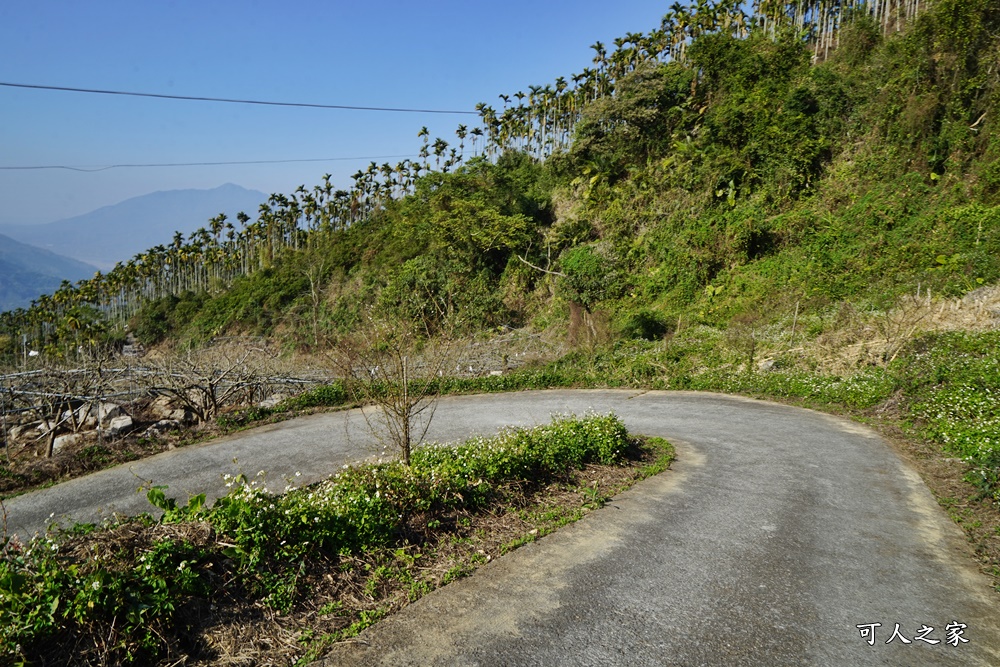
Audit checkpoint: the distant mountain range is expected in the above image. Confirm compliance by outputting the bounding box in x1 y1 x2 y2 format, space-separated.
0 233 99 311
0 183 269 272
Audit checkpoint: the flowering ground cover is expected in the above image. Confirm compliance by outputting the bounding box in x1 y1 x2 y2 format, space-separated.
0 413 672 666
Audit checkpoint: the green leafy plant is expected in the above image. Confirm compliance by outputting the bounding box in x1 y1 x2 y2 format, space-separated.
1 413 639 664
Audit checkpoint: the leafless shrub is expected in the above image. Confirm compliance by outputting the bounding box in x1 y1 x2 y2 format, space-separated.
146 340 280 425
326 312 458 466
567 302 610 350
1 348 126 457
726 311 763 370
870 294 929 365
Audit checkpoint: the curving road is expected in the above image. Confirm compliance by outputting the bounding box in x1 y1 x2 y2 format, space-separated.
5 390 999 665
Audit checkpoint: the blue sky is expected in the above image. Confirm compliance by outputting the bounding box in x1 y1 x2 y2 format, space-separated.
0 0 669 226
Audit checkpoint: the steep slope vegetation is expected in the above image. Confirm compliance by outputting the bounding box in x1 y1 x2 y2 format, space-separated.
0 0 997 361
111 1 1000 353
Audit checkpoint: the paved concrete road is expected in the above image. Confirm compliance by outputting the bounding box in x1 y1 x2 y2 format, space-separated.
5 390 999 665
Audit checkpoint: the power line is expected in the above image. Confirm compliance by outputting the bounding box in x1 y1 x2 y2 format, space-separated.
0 81 479 115
0 154 420 172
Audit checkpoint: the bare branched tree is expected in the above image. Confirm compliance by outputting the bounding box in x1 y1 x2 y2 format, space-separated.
327 312 458 466
306 259 335 350
148 341 279 424
12 347 123 457
871 295 929 365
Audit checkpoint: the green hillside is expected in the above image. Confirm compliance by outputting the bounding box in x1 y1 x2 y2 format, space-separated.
120 1 1000 348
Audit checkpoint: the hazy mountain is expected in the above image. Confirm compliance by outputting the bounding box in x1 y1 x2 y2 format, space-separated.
0 232 99 311
0 183 268 271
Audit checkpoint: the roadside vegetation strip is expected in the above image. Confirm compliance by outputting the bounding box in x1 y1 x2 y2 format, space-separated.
263 327 1000 520
275 327 1000 508
0 413 673 666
